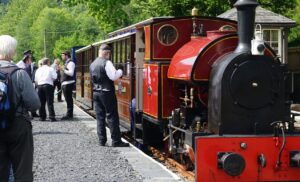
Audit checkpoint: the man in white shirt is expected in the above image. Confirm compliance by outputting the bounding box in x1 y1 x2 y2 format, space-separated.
61 51 75 120
35 57 57 122
89 44 129 147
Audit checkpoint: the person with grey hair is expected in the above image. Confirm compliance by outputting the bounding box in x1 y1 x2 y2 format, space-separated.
35 57 57 122
0 35 41 181
89 44 129 147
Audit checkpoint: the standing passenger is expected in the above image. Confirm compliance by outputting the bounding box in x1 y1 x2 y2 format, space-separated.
16 50 32 70
0 35 41 181
16 50 39 118
61 51 75 120
89 44 129 147
51 59 63 102
35 58 57 122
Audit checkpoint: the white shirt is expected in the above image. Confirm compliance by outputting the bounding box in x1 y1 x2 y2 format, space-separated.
35 65 57 86
105 60 123 81
16 60 26 69
62 60 75 86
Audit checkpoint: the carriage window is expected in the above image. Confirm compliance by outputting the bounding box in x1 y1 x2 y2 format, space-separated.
119 41 122 63
126 38 131 61
123 39 127 63
263 29 279 54
121 40 125 63
157 24 178 46
116 42 120 64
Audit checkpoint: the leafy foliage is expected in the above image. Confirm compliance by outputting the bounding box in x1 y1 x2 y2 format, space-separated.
288 0 300 46
30 7 75 59
0 0 299 61
0 0 101 61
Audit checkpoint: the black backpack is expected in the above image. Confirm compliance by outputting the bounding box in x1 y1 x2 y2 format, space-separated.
0 66 19 131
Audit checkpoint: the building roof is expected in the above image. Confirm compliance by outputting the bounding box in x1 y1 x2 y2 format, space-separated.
218 6 296 28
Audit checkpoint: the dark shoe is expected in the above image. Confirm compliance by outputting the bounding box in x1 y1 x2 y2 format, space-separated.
61 115 73 120
40 118 46 121
50 118 57 122
112 141 129 147
32 112 39 117
58 100 64 102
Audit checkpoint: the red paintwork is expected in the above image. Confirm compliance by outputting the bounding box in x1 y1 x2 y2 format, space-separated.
152 18 237 60
143 63 181 119
168 32 238 82
195 135 300 182
161 65 181 118
143 64 159 118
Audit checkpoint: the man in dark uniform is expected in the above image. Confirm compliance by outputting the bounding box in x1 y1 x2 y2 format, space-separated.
61 51 75 120
0 35 41 181
16 50 39 118
89 44 129 147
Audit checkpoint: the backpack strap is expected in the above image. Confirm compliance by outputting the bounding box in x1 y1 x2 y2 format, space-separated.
0 65 21 115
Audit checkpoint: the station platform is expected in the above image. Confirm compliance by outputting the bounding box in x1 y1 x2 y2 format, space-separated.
77 107 182 182
31 99 183 182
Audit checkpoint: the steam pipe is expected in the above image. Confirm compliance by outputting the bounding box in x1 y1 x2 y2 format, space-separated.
234 0 259 54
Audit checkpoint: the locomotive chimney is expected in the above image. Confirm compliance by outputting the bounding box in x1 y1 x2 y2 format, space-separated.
234 0 258 54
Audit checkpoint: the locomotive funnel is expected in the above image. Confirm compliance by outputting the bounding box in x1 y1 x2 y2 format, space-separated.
234 0 258 54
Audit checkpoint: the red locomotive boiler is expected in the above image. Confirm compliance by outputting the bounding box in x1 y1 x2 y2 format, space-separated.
74 0 300 181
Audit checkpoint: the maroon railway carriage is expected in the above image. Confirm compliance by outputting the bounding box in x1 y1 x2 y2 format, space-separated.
75 0 300 181
75 15 238 137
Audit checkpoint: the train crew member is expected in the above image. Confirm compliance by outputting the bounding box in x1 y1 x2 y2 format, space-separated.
0 35 41 182
51 58 63 102
35 57 57 122
16 50 39 118
61 51 75 120
16 50 32 70
89 44 129 147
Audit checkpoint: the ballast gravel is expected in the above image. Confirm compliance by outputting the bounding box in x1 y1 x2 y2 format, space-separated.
31 103 144 182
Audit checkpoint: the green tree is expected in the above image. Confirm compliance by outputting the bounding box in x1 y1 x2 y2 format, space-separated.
0 0 30 35
30 7 75 59
63 0 296 32
30 5 102 60
15 0 53 60
288 0 300 46
63 0 130 33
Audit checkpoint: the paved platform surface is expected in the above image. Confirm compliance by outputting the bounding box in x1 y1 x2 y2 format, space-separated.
77 107 182 182
31 99 183 182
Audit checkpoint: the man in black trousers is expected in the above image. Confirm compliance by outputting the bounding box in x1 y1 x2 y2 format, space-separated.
0 35 41 182
89 44 129 147
34 57 57 122
61 51 75 120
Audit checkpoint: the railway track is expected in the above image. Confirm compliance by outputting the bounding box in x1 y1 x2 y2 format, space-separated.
121 134 195 182
147 146 195 182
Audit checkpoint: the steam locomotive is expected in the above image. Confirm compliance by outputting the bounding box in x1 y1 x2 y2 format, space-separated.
75 0 300 181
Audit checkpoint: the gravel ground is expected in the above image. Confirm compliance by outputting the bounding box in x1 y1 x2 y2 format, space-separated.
31 101 144 182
